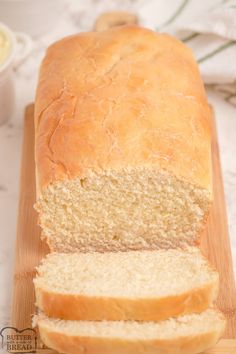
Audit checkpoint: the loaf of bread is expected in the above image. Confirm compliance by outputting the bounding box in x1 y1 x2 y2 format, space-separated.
34 25 212 252
35 309 225 354
34 248 218 321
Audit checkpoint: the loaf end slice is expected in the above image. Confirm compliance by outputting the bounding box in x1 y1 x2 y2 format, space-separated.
34 248 219 321
35 309 225 354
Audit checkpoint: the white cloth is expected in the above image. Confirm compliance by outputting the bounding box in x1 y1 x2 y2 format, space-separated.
140 0 236 105
72 0 236 105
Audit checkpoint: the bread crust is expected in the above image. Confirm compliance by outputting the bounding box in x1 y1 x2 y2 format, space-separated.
35 280 218 321
38 317 225 354
34 25 212 197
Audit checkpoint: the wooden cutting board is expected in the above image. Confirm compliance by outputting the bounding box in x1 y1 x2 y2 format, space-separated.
11 104 236 353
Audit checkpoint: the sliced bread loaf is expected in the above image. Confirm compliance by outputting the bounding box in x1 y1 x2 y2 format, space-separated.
36 309 225 354
34 25 212 253
34 248 218 321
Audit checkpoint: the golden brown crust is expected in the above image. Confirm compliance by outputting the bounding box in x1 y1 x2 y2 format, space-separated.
35 25 212 196
38 320 225 354
35 281 218 321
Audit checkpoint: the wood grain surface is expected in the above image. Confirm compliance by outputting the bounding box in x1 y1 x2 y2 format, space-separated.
11 104 236 353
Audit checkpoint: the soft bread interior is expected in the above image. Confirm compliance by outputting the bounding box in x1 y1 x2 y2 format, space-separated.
34 248 218 298
36 309 225 339
35 168 210 252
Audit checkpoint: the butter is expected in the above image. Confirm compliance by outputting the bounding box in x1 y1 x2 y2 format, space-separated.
0 29 11 67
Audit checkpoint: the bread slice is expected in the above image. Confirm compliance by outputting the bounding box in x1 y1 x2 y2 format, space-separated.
34 248 219 321
34 25 212 253
36 309 225 354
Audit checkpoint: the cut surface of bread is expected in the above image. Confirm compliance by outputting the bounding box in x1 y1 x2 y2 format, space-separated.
34 25 212 252
36 309 225 354
34 248 219 321
36 169 211 252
